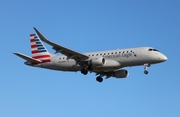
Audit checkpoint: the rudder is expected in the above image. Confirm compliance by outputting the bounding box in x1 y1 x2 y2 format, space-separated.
30 34 51 63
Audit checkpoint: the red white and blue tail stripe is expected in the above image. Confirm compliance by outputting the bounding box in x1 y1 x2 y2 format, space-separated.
30 34 51 63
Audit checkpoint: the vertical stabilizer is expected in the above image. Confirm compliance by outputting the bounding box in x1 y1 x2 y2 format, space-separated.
30 34 51 63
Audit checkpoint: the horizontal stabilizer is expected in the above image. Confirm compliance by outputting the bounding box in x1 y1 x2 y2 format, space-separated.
13 52 41 63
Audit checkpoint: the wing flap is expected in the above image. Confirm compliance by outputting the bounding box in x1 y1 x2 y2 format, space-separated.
14 52 41 63
33 27 89 61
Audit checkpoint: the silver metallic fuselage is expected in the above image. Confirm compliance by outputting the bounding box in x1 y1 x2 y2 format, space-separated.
31 47 167 72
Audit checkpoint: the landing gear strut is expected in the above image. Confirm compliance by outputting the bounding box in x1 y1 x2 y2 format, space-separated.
96 76 103 82
144 64 150 74
81 69 88 75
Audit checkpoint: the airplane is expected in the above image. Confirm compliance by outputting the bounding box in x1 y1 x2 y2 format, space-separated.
14 27 168 82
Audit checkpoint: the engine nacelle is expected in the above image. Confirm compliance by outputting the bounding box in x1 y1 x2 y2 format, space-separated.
114 69 128 78
89 57 105 67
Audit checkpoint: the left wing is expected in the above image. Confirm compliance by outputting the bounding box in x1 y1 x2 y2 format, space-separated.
34 27 89 61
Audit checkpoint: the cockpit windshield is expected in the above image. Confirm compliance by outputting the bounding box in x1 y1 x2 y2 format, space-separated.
148 48 159 52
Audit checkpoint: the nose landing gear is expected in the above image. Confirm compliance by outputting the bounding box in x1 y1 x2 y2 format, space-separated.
144 70 148 74
144 64 150 74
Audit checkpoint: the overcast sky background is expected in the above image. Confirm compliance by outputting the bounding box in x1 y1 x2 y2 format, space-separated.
1 0 180 117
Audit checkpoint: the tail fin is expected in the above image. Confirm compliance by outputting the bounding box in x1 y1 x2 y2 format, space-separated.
30 34 51 63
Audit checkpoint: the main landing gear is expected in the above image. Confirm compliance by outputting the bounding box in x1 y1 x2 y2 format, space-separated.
81 68 88 75
144 63 150 74
96 76 103 82
81 68 103 83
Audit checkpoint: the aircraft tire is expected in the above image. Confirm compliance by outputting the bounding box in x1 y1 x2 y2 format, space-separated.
96 76 103 82
144 70 148 74
81 69 88 75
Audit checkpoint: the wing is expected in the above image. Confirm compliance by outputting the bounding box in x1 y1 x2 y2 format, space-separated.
33 27 89 61
14 52 42 63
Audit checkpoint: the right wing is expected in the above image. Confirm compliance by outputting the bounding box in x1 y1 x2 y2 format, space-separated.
14 52 41 63
34 27 89 61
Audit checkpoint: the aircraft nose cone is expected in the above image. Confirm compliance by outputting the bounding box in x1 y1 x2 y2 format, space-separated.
161 54 168 61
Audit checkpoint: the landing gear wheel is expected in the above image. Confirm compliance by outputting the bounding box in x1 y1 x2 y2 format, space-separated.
144 64 150 75
144 70 148 74
81 69 88 75
96 76 103 82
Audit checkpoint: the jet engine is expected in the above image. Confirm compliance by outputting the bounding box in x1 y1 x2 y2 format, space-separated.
89 57 105 67
114 69 128 78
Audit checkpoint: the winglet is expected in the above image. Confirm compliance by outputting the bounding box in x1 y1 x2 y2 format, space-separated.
33 27 89 61
33 27 48 42
33 27 58 49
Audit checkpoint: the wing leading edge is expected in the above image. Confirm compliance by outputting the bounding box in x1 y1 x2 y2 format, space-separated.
33 27 89 61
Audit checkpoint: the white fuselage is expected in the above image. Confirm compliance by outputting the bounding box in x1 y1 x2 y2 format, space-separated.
30 47 167 72
14 27 168 82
